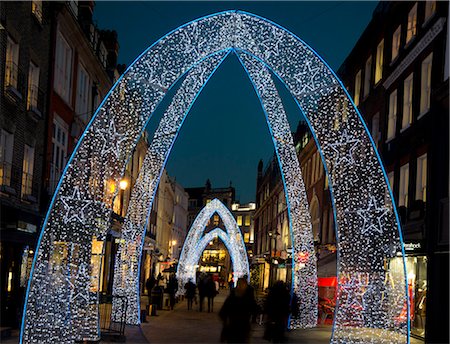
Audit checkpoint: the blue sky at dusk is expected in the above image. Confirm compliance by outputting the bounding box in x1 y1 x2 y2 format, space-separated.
94 1 378 203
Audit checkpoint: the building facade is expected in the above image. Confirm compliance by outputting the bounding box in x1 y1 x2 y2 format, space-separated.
0 0 51 328
231 201 256 261
338 1 449 341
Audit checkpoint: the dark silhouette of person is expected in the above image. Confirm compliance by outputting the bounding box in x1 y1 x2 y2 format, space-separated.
184 279 196 310
219 278 257 343
197 275 208 312
146 275 156 296
206 276 217 312
264 281 291 343
167 274 178 310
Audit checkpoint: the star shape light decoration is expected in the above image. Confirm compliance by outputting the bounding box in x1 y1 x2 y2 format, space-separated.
356 196 389 235
59 186 93 225
293 60 321 96
95 118 127 160
326 129 360 165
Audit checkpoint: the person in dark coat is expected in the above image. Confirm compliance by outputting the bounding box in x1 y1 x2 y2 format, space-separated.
167 274 178 310
264 281 291 343
146 275 156 296
219 278 257 343
206 276 218 312
184 279 196 310
197 275 208 312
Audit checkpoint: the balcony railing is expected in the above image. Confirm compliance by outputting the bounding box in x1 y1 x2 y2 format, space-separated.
4 61 26 99
0 162 39 202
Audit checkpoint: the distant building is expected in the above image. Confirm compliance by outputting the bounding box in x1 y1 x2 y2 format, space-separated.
338 1 448 341
231 201 256 261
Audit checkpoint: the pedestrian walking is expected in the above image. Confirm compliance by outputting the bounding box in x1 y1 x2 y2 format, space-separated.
263 280 291 343
198 274 208 312
206 276 218 312
167 274 178 310
146 275 156 296
219 277 257 343
184 279 196 310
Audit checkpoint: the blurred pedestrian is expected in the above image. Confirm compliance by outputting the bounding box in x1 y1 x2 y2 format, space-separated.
219 277 257 343
146 275 156 296
184 278 196 310
198 275 207 312
264 281 291 343
167 274 178 310
206 276 218 312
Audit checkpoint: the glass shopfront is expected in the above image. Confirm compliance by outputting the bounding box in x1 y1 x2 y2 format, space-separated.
389 255 427 339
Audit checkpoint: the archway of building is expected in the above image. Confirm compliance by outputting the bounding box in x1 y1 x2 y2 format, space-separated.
20 11 409 344
176 199 250 300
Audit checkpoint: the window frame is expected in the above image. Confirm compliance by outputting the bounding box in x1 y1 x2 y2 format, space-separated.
386 89 398 141
401 72 414 131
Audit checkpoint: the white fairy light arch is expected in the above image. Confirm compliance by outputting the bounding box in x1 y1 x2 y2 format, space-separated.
176 199 250 296
20 10 409 344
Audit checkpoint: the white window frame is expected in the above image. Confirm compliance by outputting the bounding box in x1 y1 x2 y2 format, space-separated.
363 55 372 98
402 73 414 130
27 61 40 112
354 70 361 106
0 129 14 186
391 25 401 62
419 52 433 117
76 62 91 121
375 39 384 84
399 163 409 207
54 30 73 104
21 144 35 198
406 3 418 45
49 115 69 193
416 154 427 202
387 89 397 141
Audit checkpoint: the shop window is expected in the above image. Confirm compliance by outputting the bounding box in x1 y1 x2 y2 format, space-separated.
399 163 409 207
416 154 427 202
406 3 418 45
402 73 414 130
375 39 384 84
354 69 361 106
391 25 401 61
420 53 433 116
363 55 372 98
387 89 397 141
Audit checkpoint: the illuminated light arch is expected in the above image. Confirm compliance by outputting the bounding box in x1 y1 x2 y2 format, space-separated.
21 10 409 344
176 199 250 296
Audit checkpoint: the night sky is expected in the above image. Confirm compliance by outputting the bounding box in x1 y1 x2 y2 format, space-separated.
94 1 378 203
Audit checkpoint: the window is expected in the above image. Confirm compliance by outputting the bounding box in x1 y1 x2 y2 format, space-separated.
420 53 433 116
49 115 69 193
54 30 73 103
416 154 427 202
363 56 372 98
244 232 250 243
392 25 401 61
244 215 251 226
0 130 14 186
213 214 219 226
354 70 361 106
402 73 414 129
388 171 395 192
27 61 40 111
189 199 197 208
5 36 19 89
315 153 321 181
406 3 417 44
424 1 436 23
399 163 409 207
22 145 35 197
76 63 91 119
237 215 243 226
371 112 380 147
387 89 398 141
375 39 384 84
31 0 43 23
